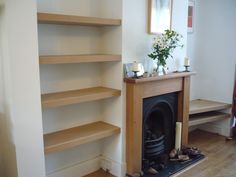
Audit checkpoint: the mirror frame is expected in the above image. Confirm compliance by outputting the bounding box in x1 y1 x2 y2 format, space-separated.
148 0 173 34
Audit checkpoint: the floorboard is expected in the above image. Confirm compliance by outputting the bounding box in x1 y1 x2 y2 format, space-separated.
84 169 115 177
179 130 236 177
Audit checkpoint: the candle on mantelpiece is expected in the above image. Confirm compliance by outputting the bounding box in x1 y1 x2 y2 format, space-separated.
184 57 190 66
132 61 139 72
175 122 182 151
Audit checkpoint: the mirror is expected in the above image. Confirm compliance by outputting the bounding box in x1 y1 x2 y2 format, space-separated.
148 0 173 34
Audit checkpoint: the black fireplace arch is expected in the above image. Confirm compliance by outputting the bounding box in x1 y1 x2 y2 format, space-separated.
142 93 178 161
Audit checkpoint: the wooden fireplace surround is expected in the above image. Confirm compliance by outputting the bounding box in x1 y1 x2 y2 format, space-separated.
124 72 195 175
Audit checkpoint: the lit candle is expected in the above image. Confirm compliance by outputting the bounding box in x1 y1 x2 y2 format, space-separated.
175 122 182 151
132 61 139 72
184 57 190 66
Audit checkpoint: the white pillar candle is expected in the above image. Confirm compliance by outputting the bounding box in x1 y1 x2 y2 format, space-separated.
184 57 190 66
175 122 182 151
132 61 139 72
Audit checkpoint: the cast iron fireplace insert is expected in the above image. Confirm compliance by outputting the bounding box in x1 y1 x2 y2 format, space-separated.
142 92 178 172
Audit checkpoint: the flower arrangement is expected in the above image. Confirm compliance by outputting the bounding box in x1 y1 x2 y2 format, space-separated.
148 29 183 71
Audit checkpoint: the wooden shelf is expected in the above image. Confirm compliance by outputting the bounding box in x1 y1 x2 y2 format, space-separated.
189 112 231 127
39 54 121 64
44 121 120 154
84 169 115 177
42 87 121 108
190 99 231 115
37 13 121 26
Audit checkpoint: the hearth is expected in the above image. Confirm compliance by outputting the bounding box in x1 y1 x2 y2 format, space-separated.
142 153 205 177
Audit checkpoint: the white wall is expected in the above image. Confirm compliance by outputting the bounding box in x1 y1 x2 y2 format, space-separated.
0 0 46 177
187 0 236 136
123 0 188 70
187 0 201 100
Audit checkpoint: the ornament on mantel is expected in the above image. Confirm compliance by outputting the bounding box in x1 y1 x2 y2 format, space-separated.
132 61 140 78
148 29 184 75
184 57 190 72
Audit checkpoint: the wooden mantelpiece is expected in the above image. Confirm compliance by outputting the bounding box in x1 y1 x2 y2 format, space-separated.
124 72 195 84
125 72 195 175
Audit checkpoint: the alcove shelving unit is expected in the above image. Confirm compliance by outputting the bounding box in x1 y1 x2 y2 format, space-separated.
189 99 231 127
37 8 122 177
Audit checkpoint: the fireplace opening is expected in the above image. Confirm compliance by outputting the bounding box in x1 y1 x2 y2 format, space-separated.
142 93 205 176
142 93 178 173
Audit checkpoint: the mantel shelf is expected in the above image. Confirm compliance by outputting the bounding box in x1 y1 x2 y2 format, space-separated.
41 87 121 108
37 13 122 26
44 121 120 154
124 72 196 84
39 54 121 64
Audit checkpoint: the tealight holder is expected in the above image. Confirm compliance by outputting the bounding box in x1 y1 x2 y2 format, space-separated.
184 65 190 72
132 70 139 78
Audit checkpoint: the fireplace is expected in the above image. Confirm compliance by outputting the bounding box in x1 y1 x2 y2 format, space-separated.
142 93 178 172
125 72 195 176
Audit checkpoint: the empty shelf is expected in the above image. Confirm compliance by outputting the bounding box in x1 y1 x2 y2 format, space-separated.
190 99 231 115
39 54 121 64
38 13 121 26
41 87 121 108
44 121 120 154
189 111 231 127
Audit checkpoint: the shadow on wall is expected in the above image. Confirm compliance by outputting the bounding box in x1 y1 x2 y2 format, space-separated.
0 113 4 177
0 4 5 177
0 4 18 177
0 110 17 177
0 111 18 177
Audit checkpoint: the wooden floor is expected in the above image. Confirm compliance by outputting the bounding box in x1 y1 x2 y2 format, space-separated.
179 130 236 177
84 130 236 177
84 169 115 177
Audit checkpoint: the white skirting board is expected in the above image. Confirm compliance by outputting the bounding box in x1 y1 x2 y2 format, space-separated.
199 122 230 137
46 156 125 177
47 157 100 177
100 156 126 177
